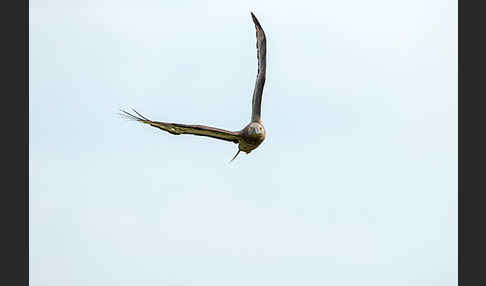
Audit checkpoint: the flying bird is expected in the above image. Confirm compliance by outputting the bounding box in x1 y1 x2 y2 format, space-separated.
121 12 267 162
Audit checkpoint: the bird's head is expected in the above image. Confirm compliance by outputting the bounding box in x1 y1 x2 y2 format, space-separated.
247 122 265 137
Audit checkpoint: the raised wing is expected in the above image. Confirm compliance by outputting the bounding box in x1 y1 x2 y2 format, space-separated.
120 109 241 143
250 12 267 122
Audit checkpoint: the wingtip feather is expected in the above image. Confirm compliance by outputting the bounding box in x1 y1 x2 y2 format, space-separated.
119 108 150 123
250 12 262 30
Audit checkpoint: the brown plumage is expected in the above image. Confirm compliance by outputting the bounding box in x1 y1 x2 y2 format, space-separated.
121 12 267 162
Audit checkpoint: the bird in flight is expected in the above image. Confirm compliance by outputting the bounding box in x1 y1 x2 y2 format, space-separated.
121 12 267 162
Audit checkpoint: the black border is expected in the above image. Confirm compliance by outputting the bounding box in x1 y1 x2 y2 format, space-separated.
458 0 463 285
3 0 28 285
459 0 485 285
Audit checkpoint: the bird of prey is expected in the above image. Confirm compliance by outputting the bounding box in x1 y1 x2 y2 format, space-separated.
121 12 267 162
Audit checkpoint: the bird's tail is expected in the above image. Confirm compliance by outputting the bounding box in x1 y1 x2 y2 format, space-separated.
229 149 241 163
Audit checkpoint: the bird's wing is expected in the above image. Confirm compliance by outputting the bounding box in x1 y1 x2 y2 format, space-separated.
120 109 241 143
250 12 267 122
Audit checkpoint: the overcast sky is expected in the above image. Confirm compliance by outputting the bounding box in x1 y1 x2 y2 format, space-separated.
30 1 457 285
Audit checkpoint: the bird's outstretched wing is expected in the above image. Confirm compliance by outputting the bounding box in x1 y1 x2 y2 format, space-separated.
250 12 267 122
120 109 241 143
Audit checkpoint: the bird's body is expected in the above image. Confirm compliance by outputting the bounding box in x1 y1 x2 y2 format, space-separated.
238 122 266 153
121 13 267 162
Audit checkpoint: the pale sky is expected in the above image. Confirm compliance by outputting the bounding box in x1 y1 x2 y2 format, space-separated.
30 1 457 285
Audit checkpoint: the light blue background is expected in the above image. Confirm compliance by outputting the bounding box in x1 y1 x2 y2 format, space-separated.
30 1 457 285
